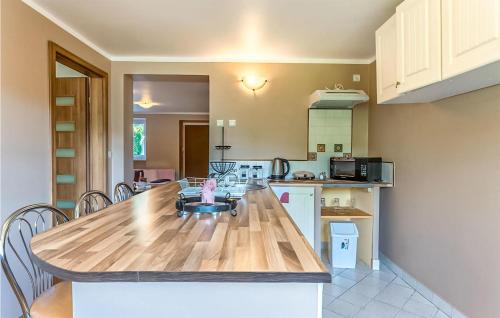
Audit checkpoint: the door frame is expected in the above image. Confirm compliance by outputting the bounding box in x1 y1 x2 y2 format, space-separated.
48 41 109 207
179 120 209 178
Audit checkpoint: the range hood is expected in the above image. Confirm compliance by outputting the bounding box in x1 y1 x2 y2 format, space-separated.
309 89 369 109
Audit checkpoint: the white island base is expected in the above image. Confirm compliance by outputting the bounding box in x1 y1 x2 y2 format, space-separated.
73 282 323 318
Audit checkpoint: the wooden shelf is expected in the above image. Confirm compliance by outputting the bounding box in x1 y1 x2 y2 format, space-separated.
321 207 372 219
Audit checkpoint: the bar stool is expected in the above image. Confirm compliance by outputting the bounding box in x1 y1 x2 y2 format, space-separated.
113 182 135 202
74 190 112 218
0 204 72 318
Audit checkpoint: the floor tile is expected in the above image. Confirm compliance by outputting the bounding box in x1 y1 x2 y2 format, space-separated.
323 309 345 318
395 310 426 318
349 281 386 298
339 269 371 282
392 277 412 289
375 283 415 308
339 289 373 307
369 268 397 283
434 310 451 318
324 282 348 297
325 299 362 317
323 291 338 307
354 300 400 318
403 298 437 318
332 275 358 289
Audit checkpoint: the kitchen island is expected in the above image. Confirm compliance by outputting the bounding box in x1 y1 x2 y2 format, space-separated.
30 181 330 318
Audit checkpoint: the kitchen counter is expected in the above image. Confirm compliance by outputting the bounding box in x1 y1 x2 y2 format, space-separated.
268 178 393 188
31 181 328 318
30 181 330 283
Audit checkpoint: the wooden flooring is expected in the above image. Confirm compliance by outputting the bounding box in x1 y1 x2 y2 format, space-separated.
30 182 330 283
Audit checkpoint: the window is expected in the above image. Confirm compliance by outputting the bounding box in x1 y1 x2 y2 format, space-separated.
133 118 146 160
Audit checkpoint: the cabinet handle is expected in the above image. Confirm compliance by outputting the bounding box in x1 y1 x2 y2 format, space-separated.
395 81 401 88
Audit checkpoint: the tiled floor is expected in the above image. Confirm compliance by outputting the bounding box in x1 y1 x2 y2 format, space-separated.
322 257 450 318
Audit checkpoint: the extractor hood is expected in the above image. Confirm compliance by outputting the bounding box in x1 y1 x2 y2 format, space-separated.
309 89 369 109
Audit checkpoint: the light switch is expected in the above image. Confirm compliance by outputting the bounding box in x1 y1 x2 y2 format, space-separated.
216 120 224 127
229 120 237 127
353 74 361 82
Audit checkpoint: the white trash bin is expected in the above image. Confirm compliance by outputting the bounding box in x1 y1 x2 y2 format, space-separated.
329 222 359 269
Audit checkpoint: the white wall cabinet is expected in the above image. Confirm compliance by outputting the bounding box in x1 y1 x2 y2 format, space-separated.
376 15 399 103
375 0 500 104
442 0 500 79
396 0 442 93
271 186 315 248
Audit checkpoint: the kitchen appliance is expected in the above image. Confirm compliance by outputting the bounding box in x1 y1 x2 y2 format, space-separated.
309 89 369 109
239 165 250 180
270 158 290 179
251 165 263 179
330 157 382 182
293 171 315 180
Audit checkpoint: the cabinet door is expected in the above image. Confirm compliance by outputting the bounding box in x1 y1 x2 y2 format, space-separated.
375 15 399 103
442 0 500 79
286 187 315 247
396 0 442 93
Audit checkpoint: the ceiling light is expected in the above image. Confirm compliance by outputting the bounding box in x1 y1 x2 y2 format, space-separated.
241 75 268 91
134 100 160 109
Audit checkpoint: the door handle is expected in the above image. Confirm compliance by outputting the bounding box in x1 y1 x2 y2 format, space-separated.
395 81 401 88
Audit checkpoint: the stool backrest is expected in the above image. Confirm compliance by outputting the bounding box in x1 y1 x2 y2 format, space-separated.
114 182 135 202
0 204 69 318
74 190 112 218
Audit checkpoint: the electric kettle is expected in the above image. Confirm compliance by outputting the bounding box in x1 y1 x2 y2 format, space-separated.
270 158 290 179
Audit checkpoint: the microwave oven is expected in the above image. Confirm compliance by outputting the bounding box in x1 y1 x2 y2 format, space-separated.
330 157 382 182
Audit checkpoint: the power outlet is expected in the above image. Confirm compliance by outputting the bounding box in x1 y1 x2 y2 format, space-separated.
353 74 361 82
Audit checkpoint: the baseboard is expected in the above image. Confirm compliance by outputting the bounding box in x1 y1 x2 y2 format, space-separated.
380 253 468 318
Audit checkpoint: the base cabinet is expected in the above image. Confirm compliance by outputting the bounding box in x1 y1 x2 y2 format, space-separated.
271 186 315 248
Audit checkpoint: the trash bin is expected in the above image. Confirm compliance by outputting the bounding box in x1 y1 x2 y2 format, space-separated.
329 222 359 269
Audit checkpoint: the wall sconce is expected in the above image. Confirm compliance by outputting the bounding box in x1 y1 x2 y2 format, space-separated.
241 75 268 92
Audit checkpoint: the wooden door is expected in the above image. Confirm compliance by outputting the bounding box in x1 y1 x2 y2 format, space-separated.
89 78 107 192
442 0 500 79
375 15 399 104
52 78 88 218
396 0 441 93
183 124 209 178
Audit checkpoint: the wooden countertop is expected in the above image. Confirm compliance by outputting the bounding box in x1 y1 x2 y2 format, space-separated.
30 182 330 283
321 207 372 219
268 178 392 188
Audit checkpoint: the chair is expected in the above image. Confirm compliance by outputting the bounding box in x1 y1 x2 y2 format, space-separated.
113 182 135 202
0 204 71 318
74 190 112 218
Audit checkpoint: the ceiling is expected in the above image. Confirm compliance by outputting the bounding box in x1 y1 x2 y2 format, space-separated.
24 0 401 63
133 75 209 114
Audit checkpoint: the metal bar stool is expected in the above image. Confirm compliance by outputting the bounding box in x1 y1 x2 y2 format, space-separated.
0 204 71 318
74 190 112 218
113 182 135 203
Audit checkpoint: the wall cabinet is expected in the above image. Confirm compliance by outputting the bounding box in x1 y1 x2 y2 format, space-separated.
376 0 500 104
396 0 442 93
271 186 315 248
442 0 500 79
376 15 399 103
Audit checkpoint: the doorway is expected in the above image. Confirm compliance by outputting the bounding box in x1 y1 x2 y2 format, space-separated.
49 42 108 218
179 121 209 178
129 75 209 182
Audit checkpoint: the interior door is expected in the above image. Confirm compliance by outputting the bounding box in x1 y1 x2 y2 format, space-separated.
89 78 107 192
442 0 500 79
396 0 441 93
52 78 88 218
183 124 209 178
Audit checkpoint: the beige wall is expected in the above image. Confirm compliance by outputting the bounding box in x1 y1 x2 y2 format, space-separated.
112 62 370 185
368 62 500 317
0 0 110 316
133 114 209 178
